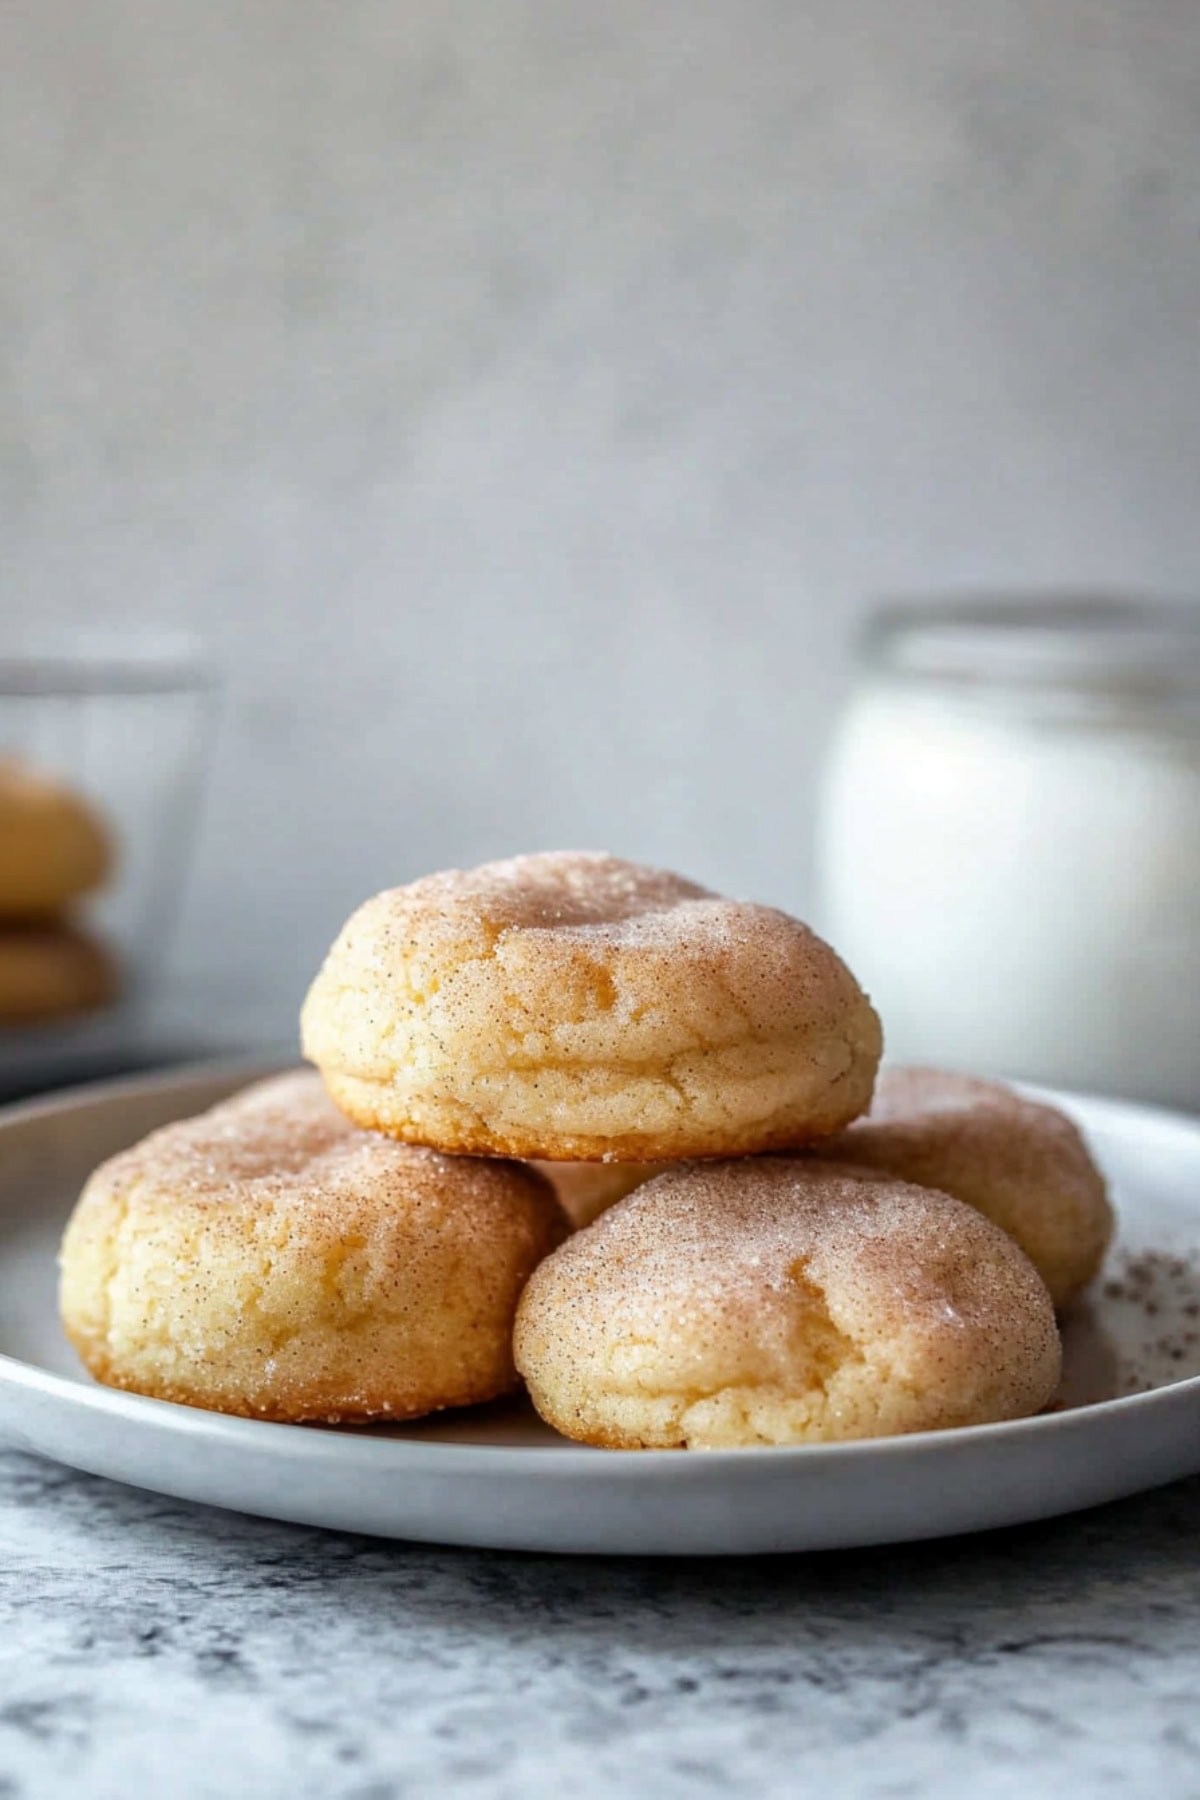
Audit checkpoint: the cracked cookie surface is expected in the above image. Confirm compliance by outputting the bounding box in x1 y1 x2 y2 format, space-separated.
514 1159 1061 1447
300 851 882 1160
815 1068 1113 1309
59 1071 567 1422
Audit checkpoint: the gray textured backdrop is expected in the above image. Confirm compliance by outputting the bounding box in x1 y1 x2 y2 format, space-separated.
4 1 1199 1022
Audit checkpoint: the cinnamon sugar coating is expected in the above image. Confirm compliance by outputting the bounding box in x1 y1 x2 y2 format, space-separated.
816 1069 1113 1308
514 1159 1061 1448
533 1160 663 1229
59 1072 567 1422
301 852 882 1160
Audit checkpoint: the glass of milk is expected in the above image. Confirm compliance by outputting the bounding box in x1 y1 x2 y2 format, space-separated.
817 596 1200 1110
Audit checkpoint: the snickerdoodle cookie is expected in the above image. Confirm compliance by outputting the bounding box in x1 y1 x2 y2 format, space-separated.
532 1160 663 1230
60 1072 567 1422
815 1068 1112 1308
0 925 117 1023
301 852 882 1161
0 757 111 918
514 1159 1061 1448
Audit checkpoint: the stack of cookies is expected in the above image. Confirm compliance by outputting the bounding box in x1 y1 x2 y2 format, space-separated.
60 852 1112 1447
0 757 116 1025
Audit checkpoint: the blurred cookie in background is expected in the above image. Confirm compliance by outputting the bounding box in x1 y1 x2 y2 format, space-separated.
0 647 220 1096
0 755 113 920
0 924 118 1024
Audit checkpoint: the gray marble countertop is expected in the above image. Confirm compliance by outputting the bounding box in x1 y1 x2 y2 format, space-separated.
3 1450 1198 1799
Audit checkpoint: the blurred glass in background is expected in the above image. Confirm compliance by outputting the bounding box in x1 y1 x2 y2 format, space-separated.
0 644 218 1094
818 597 1200 1110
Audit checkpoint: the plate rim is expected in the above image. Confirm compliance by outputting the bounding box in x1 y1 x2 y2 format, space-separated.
1 1056 1199 1477
3 1335 1200 1477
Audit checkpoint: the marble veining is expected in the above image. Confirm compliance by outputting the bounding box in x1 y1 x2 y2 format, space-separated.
2 1448 1198 1798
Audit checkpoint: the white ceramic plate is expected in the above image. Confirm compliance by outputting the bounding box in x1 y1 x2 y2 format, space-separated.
0 1002 186 1103
1 1064 1199 1556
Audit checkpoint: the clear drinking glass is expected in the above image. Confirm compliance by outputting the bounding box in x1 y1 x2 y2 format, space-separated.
0 642 218 1004
817 596 1200 1110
